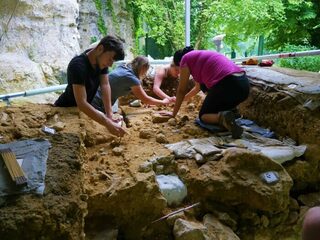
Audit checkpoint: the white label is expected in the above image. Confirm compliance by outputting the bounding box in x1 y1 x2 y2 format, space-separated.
261 171 279 184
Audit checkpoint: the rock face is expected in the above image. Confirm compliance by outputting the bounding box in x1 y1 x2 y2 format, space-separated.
0 0 80 94
0 0 134 100
78 0 134 58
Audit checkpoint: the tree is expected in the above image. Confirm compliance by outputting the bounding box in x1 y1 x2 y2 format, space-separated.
125 0 319 56
125 0 185 56
266 0 320 50
191 0 285 50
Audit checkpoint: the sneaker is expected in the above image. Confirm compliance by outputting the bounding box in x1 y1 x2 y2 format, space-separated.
219 111 243 139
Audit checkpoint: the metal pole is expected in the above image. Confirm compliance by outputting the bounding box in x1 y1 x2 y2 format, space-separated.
257 35 264 56
232 49 320 63
25 84 67 97
116 59 171 66
185 0 191 47
0 84 67 105
145 33 149 56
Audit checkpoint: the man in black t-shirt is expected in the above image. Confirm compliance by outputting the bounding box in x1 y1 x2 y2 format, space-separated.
55 35 126 137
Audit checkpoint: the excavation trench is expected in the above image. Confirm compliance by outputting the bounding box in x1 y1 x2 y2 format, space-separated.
0 66 319 240
83 67 320 240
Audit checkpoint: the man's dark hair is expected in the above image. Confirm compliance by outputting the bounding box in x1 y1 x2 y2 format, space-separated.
98 35 125 61
173 46 194 66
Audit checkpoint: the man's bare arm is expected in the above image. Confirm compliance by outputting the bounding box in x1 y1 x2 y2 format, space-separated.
73 84 126 136
100 74 113 118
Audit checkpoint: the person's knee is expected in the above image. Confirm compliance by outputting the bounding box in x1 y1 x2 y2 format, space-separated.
302 206 320 240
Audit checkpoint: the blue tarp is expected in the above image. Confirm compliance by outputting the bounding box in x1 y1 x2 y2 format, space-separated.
195 118 276 138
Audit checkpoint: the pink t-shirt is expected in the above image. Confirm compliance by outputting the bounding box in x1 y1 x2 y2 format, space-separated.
180 50 244 89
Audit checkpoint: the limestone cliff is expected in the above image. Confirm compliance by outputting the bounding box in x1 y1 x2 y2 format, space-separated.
0 0 134 100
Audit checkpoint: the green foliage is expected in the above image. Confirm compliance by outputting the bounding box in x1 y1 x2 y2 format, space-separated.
90 36 98 44
106 1 120 34
277 44 320 72
125 0 289 54
97 15 107 36
125 0 185 56
124 0 145 55
94 0 107 35
121 0 319 57
191 0 286 50
266 0 320 50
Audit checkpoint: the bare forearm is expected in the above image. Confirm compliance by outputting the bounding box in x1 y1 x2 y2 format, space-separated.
102 85 112 118
78 101 126 137
173 89 186 116
100 74 113 118
141 95 165 105
184 85 200 101
153 87 170 99
78 102 111 127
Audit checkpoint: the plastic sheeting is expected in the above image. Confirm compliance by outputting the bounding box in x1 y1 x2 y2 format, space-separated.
195 118 275 138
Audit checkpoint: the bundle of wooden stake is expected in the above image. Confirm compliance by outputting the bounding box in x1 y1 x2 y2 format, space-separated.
0 149 27 185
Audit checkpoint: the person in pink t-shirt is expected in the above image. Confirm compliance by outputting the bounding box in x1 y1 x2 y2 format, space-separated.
164 46 250 138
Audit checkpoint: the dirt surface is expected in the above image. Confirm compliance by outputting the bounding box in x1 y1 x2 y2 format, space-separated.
82 95 204 195
0 105 86 240
0 66 319 239
0 97 207 240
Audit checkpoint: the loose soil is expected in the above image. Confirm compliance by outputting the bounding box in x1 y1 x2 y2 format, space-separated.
0 66 319 239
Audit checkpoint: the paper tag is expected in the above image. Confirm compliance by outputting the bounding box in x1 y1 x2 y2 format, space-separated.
42 126 56 135
16 158 23 167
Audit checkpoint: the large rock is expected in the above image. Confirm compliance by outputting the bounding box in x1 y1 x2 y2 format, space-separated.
183 149 293 212
239 67 320 146
284 144 320 191
203 214 240 240
0 0 79 94
0 53 45 93
173 218 208 240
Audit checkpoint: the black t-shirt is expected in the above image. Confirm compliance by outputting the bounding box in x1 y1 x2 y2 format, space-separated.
54 50 108 107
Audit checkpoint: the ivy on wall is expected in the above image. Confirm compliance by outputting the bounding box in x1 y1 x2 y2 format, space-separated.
124 0 144 55
106 1 120 34
94 0 107 36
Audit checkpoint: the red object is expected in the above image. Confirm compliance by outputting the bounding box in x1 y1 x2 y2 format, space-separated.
259 60 274 67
